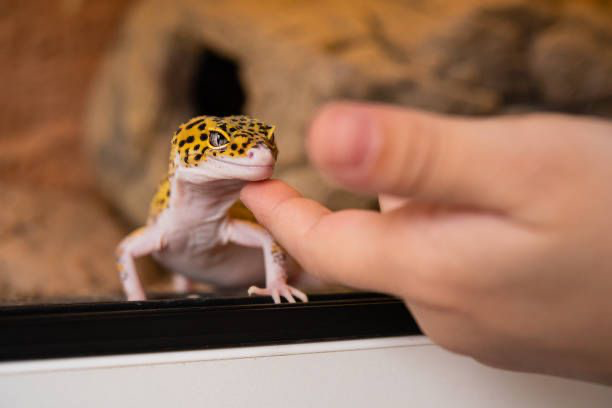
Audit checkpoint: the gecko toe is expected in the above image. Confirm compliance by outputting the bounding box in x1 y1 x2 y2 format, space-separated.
248 284 307 304
281 289 296 303
290 287 308 303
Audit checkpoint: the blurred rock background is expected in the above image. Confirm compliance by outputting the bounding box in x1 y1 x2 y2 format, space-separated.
1 0 611 303
0 0 144 302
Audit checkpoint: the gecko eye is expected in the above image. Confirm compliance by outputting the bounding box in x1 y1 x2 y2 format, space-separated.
209 131 229 148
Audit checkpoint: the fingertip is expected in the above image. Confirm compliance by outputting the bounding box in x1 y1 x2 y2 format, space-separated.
308 102 381 177
241 179 299 210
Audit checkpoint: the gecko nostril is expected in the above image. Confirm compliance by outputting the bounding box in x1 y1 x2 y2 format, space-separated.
248 151 254 158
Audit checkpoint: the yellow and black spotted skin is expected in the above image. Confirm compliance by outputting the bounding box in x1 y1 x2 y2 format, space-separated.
149 115 276 222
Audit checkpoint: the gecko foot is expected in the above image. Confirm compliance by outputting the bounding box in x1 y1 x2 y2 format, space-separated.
248 282 308 304
127 293 147 301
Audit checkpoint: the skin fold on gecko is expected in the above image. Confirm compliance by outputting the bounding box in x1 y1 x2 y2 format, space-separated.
115 115 308 303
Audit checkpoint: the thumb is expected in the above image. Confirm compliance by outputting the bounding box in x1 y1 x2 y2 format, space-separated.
308 102 537 211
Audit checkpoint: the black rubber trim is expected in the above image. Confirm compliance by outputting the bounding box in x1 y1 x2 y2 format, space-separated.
0 292 422 362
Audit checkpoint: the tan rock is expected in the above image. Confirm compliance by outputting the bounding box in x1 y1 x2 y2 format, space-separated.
0 0 136 192
0 184 167 303
0 120 96 192
529 15 612 113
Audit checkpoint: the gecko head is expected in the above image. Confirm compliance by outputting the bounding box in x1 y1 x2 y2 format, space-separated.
171 115 278 181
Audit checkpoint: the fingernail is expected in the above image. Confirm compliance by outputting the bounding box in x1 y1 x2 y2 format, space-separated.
314 108 379 170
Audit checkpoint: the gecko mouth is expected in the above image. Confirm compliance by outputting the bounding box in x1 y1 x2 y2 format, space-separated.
208 156 274 170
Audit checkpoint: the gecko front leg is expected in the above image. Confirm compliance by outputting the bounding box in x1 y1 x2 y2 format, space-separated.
225 219 308 303
116 226 165 301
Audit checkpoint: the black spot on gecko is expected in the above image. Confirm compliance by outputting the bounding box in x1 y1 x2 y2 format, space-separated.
238 149 245 154
200 134 208 141
230 143 238 150
186 118 204 129
179 140 186 148
195 154 202 161
186 135 195 143
198 123 206 131
194 144 200 151
242 142 248 148
184 156 189 163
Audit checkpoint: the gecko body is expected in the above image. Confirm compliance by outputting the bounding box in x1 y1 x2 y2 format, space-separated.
116 115 307 303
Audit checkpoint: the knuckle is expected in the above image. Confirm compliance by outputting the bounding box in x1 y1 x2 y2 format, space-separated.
386 113 445 197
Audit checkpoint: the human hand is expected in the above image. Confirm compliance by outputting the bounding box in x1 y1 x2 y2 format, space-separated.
241 102 612 384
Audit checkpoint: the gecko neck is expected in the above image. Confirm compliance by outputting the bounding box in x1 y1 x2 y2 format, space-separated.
170 172 245 223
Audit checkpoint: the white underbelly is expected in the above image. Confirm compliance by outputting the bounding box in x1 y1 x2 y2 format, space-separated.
153 243 266 288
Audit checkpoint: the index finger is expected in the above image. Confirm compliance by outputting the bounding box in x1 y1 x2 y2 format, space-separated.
241 180 411 295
